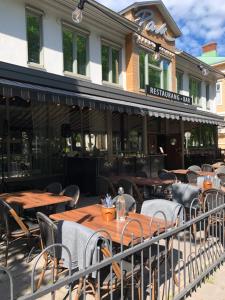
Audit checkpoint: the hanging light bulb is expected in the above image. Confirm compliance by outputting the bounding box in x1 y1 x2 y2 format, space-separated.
198 64 209 76
72 0 86 24
153 43 161 62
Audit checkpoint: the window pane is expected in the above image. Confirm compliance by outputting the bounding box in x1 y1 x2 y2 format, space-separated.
102 45 109 81
27 13 41 64
112 48 119 84
63 29 73 72
139 51 145 89
163 60 169 90
148 67 161 88
176 72 183 93
189 78 201 105
148 53 161 67
77 35 87 75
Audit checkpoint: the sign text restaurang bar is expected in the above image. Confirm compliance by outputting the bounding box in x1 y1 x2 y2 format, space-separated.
145 86 192 105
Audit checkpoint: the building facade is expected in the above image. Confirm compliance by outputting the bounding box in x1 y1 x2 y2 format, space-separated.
0 0 223 192
198 42 225 150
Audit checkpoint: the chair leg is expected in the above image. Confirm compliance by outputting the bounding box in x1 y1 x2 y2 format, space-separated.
36 253 48 290
4 240 9 267
53 258 58 283
137 279 142 300
74 278 83 300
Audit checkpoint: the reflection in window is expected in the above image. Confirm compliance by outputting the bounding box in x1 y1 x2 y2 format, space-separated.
63 27 88 76
102 43 120 84
26 10 42 64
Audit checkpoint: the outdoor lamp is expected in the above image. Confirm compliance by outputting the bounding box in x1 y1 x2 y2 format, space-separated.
72 0 87 24
153 43 161 61
198 64 209 76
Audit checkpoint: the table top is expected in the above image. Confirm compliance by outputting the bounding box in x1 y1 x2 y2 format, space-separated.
110 175 174 187
0 190 72 209
171 169 215 177
50 204 170 246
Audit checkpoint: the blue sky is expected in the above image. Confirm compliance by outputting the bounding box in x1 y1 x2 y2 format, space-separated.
96 0 225 57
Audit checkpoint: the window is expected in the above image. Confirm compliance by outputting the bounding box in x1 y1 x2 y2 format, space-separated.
102 43 120 84
216 82 222 105
176 71 183 94
139 50 170 90
63 27 88 76
26 10 42 64
206 83 210 109
189 78 201 106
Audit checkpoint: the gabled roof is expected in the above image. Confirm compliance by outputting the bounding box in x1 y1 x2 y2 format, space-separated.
119 0 182 38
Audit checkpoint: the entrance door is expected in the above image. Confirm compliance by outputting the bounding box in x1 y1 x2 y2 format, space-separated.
165 134 183 170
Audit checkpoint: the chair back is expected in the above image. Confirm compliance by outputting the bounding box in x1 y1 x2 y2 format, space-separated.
201 164 213 172
118 178 143 213
36 212 59 257
171 183 200 208
158 169 177 181
188 165 201 172
216 173 225 186
186 170 198 184
202 188 224 211
141 199 185 225
0 199 29 236
45 182 62 195
112 194 136 213
215 166 225 174
61 185 80 208
96 176 116 197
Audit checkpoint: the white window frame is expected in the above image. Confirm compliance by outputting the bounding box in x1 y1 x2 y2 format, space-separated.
101 40 122 86
205 83 210 110
189 77 202 107
176 70 183 94
216 82 222 105
26 8 44 67
62 25 89 77
139 50 171 90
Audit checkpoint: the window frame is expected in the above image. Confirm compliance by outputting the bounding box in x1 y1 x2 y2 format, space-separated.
101 41 122 85
139 49 171 91
176 70 183 94
205 83 210 110
62 25 89 77
189 77 202 107
26 8 43 66
216 82 222 105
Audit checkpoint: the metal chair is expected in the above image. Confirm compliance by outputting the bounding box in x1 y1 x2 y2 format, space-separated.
61 185 80 209
36 212 68 290
45 182 62 195
215 166 225 174
186 170 198 184
112 194 136 213
187 165 202 172
201 164 213 172
96 176 116 198
216 173 225 186
0 199 39 267
118 178 144 213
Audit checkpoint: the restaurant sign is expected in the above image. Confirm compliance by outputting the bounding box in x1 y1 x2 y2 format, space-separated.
145 86 192 105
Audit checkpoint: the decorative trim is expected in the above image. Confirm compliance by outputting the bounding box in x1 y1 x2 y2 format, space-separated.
61 20 90 36
134 34 175 58
25 4 45 16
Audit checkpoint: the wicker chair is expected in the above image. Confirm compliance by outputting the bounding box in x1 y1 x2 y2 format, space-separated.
187 165 201 172
45 182 62 195
61 185 80 209
186 170 198 184
96 176 116 198
201 164 213 172
0 199 39 266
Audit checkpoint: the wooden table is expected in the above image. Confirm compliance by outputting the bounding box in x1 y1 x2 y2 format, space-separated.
0 190 72 210
171 169 215 177
110 175 174 187
50 204 170 246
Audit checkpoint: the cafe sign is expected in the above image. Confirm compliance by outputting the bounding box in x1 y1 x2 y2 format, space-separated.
146 86 192 105
135 9 175 42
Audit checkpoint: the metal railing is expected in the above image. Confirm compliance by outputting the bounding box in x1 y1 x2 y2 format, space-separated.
2 203 225 300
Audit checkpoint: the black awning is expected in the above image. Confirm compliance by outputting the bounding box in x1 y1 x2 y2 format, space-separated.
0 77 224 126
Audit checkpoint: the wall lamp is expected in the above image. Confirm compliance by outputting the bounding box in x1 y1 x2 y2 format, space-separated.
72 0 87 24
153 43 161 61
198 64 209 76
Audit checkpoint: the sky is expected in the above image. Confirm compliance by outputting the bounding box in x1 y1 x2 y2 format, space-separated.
96 0 225 57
